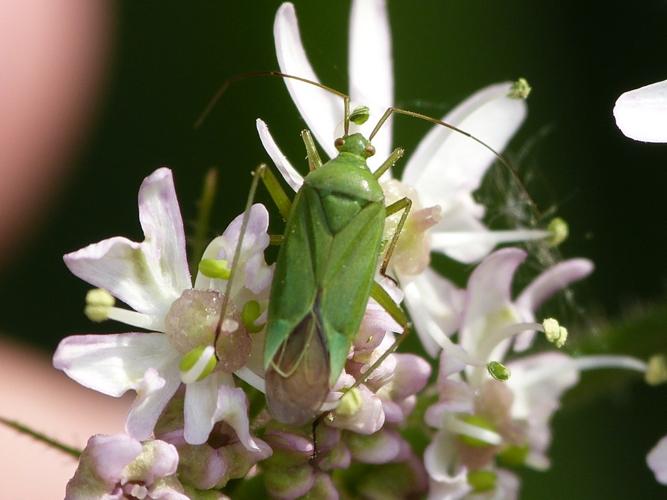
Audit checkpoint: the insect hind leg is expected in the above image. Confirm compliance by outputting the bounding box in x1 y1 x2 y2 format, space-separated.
381 197 412 281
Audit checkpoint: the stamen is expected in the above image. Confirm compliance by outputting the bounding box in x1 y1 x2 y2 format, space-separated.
242 300 264 333
487 361 511 381
547 217 569 246
542 318 568 348
179 345 217 384
106 307 163 331
508 77 532 99
83 288 114 322
467 470 497 493
198 258 231 280
645 355 667 385
447 415 502 447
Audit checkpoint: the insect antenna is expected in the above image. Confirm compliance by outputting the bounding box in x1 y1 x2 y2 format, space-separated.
212 163 266 356
369 106 544 224
194 70 352 135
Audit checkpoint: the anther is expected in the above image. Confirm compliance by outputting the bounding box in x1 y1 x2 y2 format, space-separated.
84 288 115 322
198 258 231 280
508 78 532 99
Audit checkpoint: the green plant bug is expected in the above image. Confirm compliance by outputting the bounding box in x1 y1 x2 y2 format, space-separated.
198 71 528 427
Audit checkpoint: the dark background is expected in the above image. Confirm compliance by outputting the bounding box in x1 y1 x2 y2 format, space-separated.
1 1 665 498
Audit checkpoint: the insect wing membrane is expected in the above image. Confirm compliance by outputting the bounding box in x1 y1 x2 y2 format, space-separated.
265 314 330 426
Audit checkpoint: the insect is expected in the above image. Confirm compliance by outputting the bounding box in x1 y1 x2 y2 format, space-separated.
200 71 523 426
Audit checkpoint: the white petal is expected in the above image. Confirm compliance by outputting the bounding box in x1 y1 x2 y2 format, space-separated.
184 372 225 445
401 269 464 357
513 258 594 351
348 0 393 162
431 208 548 264
424 427 468 484
53 333 179 397
613 79 667 142
138 168 191 294
85 434 142 486
274 3 340 158
256 118 304 191
126 365 181 440
647 435 667 485
213 383 261 452
459 248 526 356
402 82 526 208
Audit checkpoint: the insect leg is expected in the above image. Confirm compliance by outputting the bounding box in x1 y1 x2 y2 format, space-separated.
350 281 411 390
373 147 404 179
301 129 322 171
255 164 292 221
380 197 412 278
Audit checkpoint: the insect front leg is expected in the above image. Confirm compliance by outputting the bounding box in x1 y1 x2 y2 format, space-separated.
301 129 322 171
350 281 411 390
381 197 412 279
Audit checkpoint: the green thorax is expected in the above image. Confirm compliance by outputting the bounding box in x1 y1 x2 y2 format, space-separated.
303 133 384 233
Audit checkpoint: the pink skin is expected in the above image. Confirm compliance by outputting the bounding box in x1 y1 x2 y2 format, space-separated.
0 0 111 266
0 0 112 497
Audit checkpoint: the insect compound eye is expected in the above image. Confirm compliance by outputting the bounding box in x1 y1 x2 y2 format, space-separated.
334 137 345 150
364 143 376 158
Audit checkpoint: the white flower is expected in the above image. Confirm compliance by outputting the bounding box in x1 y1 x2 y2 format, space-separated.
258 1 550 358
54 168 271 447
647 435 667 485
613 79 667 142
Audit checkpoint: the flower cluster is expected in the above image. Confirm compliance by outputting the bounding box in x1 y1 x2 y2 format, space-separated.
50 1 667 499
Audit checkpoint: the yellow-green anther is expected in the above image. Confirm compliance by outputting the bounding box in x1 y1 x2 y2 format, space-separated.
548 217 569 246
242 300 263 333
498 444 529 467
458 415 496 448
350 105 370 125
336 387 363 417
179 345 217 384
198 258 231 280
467 470 497 493
84 288 115 322
508 78 532 99
645 355 667 386
543 318 567 348
487 361 511 381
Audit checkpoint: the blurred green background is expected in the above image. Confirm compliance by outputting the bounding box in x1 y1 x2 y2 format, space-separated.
1 1 665 498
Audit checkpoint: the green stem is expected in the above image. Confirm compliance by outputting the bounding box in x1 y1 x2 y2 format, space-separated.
190 168 219 275
0 416 81 458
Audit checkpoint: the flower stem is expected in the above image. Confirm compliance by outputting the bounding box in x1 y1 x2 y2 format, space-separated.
0 416 81 458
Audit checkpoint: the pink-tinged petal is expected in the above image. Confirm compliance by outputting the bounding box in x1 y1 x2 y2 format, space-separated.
347 429 402 464
213 383 260 452
427 477 470 500
402 82 526 208
256 118 304 191
87 434 142 485
264 430 314 456
513 258 594 351
53 333 178 397
309 473 338 500
391 353 431 400
274 3 340 158
647 435 667 485
424 427 468 485
127 366 181 441
348 0 393 163
138 168 191 294
459 248 526 356
382 399 404 424
613 79 667 143
496 469 521 500
138 440 180 485
402 268 464 357
183 372 224 445
64 237 175 318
